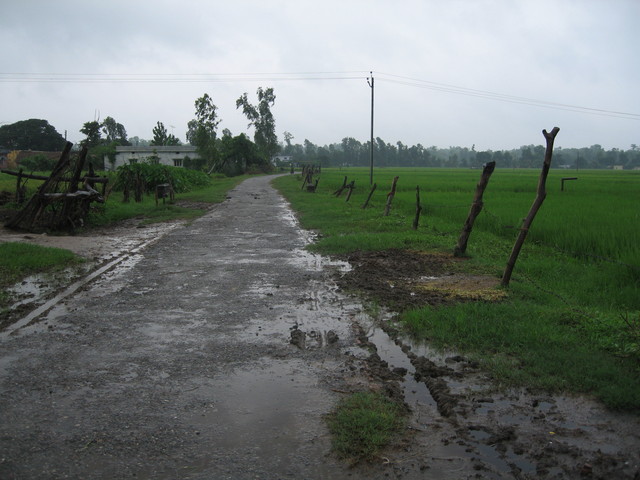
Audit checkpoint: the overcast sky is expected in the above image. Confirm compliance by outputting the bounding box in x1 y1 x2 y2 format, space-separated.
1 0 638 151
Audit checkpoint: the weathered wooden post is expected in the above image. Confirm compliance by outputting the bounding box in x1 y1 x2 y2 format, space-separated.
15 169 24 204
454 161 496 257
412 186 422 230
361 183 377 209
333 176 348 197
502 127 560 287
345 180 356 202
383 176 399 216
561 177 577 191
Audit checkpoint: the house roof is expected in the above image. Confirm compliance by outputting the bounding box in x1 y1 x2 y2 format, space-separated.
115 146 197 153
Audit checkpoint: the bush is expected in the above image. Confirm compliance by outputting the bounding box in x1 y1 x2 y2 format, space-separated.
114 163 211 202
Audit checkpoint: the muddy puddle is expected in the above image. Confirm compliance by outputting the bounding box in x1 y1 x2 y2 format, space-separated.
0 221 183 334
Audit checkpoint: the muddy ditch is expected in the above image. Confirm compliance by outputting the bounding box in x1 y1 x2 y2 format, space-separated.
331 249 640 479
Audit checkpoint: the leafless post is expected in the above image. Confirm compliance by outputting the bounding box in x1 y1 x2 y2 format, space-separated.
454 161 496 257
383 176 399 216
345 180 356 202
361 183 377 209
502 127 560 287
412 185 422 230
333 176 348 197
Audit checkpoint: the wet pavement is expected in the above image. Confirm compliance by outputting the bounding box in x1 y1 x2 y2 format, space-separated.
0 176 376 479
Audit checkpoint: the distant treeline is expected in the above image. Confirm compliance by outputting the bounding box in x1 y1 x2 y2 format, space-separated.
279 137 640 170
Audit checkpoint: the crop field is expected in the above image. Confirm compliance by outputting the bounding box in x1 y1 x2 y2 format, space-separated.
274 167 640 409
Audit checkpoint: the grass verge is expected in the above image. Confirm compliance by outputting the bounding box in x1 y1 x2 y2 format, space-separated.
88 174 252 227
0 242 83 314
327 392 405 463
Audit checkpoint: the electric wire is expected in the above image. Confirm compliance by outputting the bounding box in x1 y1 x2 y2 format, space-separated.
1 69 637 121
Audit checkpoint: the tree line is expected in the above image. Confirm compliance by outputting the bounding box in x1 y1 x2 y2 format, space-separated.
0 87 279 176
280 137 640 170
2 92 639 172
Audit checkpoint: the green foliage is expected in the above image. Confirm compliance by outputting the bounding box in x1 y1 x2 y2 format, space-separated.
87 174 249 227
80 121 102 148
101 116 129 145
187 93 221 170
236 87 278 161
19 154 58 171
327 392 405 462
114 162 211 201
151 121 181 146
218 132 271 176
0 119 66 151
285 138 640 170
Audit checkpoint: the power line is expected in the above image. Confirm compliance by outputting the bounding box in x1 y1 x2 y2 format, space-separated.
0 71 366 83
375 72 640 121
2 69 638 121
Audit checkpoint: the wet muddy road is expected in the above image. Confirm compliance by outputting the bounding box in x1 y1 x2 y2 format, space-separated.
1 175 639 479
0 176 376 479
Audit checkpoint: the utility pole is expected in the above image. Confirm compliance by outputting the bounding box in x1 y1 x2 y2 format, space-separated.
367 72 374 185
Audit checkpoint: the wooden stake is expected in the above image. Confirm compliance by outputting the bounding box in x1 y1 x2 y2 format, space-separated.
502 127 560 287
412 185 422 230
383 176 399 216
345 180 355 202
333 176 348 197
454 161 496 257
361 183 377 209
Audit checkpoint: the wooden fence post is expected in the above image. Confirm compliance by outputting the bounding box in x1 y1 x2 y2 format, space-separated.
502 127 560 287
454 161 496 257
333 176 348 197
383 176 399 216
345 180 355 202
412 186 422 230
361 183 377 209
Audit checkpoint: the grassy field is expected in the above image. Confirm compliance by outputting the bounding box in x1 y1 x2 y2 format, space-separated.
274 167 640 410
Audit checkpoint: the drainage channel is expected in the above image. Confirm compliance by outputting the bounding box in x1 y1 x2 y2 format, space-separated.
364 322 437 410
1 237 159 339
360 316 539 479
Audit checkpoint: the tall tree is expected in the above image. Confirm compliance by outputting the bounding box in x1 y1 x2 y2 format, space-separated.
236 87 278 161
101 116 129 145
186 93 220 170
0 119 66 151
151 121 181 146
80 121 102 148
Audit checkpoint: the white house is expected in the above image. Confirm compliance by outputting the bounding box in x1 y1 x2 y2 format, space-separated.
104 146 201 171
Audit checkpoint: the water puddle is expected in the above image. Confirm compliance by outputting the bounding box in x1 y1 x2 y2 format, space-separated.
1 239 156 339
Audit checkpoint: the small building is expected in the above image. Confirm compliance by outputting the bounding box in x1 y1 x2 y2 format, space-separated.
105 146 201 171
613 165 624 170
271 155 292 165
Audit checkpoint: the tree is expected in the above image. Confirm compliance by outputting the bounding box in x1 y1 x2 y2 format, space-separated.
80 121 102 148
282 131 294 155
218 133 267 176
236 87 278 161
102 116 129 145
0 119 66 151
186 93 221 171
151 121 181 146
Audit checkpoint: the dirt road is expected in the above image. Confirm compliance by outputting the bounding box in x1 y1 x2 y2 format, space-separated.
1 176 377 479
1 175 639 479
